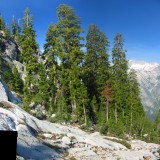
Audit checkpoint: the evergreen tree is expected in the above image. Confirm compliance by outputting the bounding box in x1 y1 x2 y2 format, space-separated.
109 33 130 135
12 66 23 94
3 64 14 90
111 33 128 121
43 23 58 111
22 8 33 29
51 4 85 121
127 69 145 134
20 8 39 110
44 23 57 57
36 62 50 108
11 16 21 39
4 24 11 39
0 14 5 31
156 110 160 131
84 24 109 123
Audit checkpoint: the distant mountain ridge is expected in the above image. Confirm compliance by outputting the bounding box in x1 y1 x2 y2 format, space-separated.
129 60 160 121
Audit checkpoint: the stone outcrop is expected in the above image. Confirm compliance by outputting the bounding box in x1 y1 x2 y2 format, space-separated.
0 80 22 104
0 80 8 101
0 32 20 61
0 100 159 160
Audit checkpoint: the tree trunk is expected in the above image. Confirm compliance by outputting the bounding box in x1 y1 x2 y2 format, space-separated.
83 100 87 125
106 98 109 122
115 103 117 124
71 96 77 110
130 105 133 135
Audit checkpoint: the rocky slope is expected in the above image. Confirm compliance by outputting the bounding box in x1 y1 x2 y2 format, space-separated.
129 60 160 121
0 32 160 159
0 99 159 160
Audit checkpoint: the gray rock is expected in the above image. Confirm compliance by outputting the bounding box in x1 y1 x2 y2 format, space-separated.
16 155 25 160
5 41 19 60
68 148 99 160
0 80 8 101
62 136 71 145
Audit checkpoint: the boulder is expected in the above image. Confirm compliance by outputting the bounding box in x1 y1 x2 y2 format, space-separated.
62 136 71 145
143 155 151 160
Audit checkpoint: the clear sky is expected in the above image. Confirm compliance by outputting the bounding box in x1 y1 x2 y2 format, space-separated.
0 0 160 62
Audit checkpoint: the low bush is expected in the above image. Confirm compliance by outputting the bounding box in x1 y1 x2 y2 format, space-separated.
105 138 131 149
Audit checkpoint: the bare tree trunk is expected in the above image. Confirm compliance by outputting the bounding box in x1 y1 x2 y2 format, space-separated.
106 98 109 122
115 103 117 124
27 13 29 27
83 99 87 125
123 108 124 118
130 105 133 135
140 123 144 137
71 96 77 110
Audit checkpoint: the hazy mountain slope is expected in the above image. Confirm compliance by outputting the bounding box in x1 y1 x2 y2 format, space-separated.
129 60 160 121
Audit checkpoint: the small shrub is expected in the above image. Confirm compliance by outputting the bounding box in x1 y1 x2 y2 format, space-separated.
100 123 108 135
38 133 46 139
105 138 131 149
63 151 69 157
0 101 12 109
69 157 76 160
51 135 56 140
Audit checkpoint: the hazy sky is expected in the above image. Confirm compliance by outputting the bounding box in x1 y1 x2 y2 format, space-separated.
1 0 160 62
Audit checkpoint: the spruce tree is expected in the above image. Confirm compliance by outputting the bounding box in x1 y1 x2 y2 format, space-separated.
12 66 23 94
43 23 58 111
54 4 85 120
11 16 21 41
84 24 109 123
20 8 39 110
127 69 145 134
0 14 5 31
110 33 129 134
37 62 50 108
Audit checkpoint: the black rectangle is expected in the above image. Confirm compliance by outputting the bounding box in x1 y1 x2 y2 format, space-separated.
0 131 18 160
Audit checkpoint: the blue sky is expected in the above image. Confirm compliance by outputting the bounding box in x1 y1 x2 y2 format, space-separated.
1 0 160 62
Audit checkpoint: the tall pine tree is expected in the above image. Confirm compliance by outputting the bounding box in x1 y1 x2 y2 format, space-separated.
84 24 109 124
20 8 39 110
45 4 87 122
43 23 59 111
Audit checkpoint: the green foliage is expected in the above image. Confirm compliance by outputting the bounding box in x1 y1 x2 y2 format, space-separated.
11 16 21 43
2 64 15 90
20 8 39 110
11 16 21 36
22 8 33 29
100 123 108 135
37 62 50 108
156 110 160 131
43 23 59 112
4 25 12 40
84 24 109 124
105 138 131 149
0 101 12 109
0 5 157 143
0 14 5 31
49 112 71 123
43 4 87 122
12 66 23 94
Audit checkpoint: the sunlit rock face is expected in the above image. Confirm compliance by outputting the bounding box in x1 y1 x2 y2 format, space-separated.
129 60 160 121
0 80 8 101
0 100 159 160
